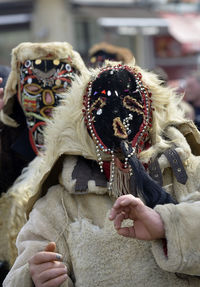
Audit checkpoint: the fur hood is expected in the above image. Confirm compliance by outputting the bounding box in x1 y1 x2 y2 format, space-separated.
0 41 87 127
89 42 134 64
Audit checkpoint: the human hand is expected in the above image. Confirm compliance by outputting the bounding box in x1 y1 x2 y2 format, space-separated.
0 77 4 110
109 194 165 240
29 242 68 287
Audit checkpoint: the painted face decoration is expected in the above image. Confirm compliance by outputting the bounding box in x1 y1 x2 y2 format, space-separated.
18 58 77 154
83 64 153 171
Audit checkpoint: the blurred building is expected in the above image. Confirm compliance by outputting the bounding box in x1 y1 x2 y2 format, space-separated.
0 0 200 82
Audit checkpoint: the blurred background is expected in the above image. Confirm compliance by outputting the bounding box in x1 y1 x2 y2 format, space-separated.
0 0 200 84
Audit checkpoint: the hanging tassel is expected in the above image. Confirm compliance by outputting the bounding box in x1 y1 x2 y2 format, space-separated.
120 140 177 208
109 166 131 198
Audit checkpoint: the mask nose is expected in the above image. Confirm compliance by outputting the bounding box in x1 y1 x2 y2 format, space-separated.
42 90 55 105
113 107 119 114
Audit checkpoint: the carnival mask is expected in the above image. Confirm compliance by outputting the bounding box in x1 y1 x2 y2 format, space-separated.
83 64 178 208
18 58 77 153
83 65 152 160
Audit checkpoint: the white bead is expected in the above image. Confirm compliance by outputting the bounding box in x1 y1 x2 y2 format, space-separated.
27 78 32 84
97 109 102 115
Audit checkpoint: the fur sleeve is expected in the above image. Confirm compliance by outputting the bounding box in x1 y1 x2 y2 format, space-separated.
151 201 200 276
3 185 74 287
152 150 200 276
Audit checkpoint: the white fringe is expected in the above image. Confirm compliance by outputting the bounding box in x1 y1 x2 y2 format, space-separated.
109 166 131 198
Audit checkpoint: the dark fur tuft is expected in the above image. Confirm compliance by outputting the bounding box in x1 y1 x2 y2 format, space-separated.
120 141 177 208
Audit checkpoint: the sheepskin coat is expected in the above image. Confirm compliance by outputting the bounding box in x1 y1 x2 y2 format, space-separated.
3 61 200 286
3 129 200 287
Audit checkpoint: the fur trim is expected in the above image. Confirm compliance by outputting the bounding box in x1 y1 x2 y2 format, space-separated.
1 42 87 126
0 110 18 127
153 202 200 276
89 42 135 64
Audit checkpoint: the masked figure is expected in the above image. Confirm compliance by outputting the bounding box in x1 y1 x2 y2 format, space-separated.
88 42 134 67
0 42 87 276
3 61 200 287
0 42 87 194
83 65 176 206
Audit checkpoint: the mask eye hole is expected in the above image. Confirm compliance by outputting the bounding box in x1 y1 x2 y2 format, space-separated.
24 84 43 94
123 95 143 115
52 87 66 93
24 60 31 68
90 97 106 114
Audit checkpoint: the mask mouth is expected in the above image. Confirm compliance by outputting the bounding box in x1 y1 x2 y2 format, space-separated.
113 117 128 140
40 106 53 118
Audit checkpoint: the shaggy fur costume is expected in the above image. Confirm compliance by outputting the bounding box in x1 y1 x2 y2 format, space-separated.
3 61 200 287
0 42 88 266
